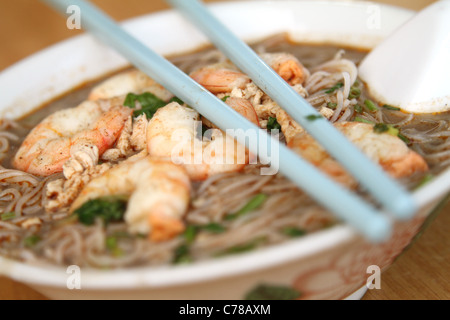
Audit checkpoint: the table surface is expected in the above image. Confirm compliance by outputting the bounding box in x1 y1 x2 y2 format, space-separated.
0 0 448 300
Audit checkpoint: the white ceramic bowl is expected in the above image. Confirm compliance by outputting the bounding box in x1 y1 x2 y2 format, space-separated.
1 0 449 300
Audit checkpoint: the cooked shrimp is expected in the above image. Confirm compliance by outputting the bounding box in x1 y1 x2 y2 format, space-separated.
88 69 174 101
202 97 260 129
259 52 308 85
190 62 251 94
225 97 260 126
70 157 191 242
147 102 252 180
13 100 132 177
288 122 429 188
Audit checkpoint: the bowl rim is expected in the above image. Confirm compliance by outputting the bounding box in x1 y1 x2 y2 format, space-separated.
2 0 446 290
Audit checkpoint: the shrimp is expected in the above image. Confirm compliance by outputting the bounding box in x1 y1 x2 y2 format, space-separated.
70 157 190 242
202 97 260 129
13 100 132 177
225 97 260 126
259 52 308 86
190 62 251 94
88 69 174 101
288 122 429 188
147 102 253 180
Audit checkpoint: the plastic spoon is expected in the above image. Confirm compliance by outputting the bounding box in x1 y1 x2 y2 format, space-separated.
359 0 450 114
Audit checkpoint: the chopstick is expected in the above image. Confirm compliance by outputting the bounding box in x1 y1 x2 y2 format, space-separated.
40 0 391 242
166 0 417 220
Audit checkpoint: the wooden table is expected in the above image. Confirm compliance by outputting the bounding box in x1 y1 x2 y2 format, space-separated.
0 0 448 300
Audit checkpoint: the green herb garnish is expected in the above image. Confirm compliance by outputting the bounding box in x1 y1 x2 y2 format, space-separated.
183 225 198 245
373 123 390 133
325 82 344 94
225 194 268 221
267 117 281 131
327 102 338 110
201 223 226 234
364 99 378 112
24 235 41 248
169 96 185 105
282 227 306 238
245 284 302 300
105 236 123 257
398 132 410 144
415 174 434 190
74 196 127 226
383 104 401 111
373 123 399 137
305 114 323 122
173 244 192 264
354 105 363 113
348 86 361 100
1 212 16 221
354 117 375 125
124 92 167 119
176 223 227 263
217 238 265 257
221 95 230 102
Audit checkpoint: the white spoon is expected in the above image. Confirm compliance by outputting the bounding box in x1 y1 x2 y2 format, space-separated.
358 0 450 114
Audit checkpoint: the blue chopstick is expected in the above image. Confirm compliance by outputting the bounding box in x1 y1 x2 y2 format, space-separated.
166 0 417 220
40 0 392 242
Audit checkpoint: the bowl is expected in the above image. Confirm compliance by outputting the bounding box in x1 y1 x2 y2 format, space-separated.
0 0 449 300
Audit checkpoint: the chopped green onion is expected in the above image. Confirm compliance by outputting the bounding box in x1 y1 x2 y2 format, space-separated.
324 82 344 94
305 114 323 122
383 104 401 111
183 225 198 245
105 236 117 250
267 117 281 131
124 92 167 119
327 102 337 110
388 126 400 137
1 212 16 221
173 244 192 264
24 235 41 248
282 227 306 238
245 284 302 300
348 86 361 100
225 194 268 221
105 236 123 257
180 223 226 249
373 123 389 133
415 174 434 190
221 243 257 255
373 123 399 137
398 132 410 144
354 105 363 113
201 223 226 234
216 238 265 257
364 99 378 112
221 95 230 102
354 117 375 125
